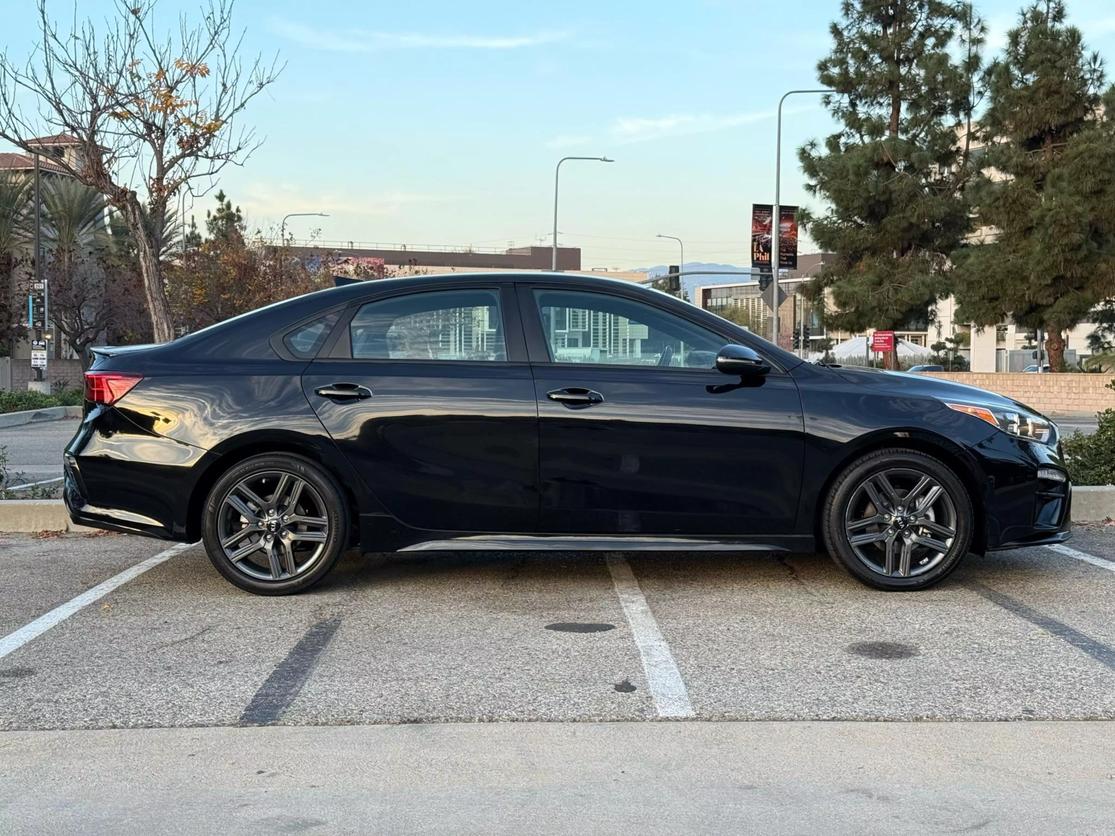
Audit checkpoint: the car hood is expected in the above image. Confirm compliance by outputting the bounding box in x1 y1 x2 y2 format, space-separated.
824 365 1043 414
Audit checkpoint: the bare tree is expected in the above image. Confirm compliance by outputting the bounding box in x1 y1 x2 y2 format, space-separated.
0 0 280 342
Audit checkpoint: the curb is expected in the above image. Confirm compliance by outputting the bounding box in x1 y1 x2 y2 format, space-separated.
1070 486 1115 525
0 500 95 534
0 405 82 429
1 491 1112 535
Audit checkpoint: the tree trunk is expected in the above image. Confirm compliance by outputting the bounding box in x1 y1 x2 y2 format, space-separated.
122 197 175 343
1045 327 1066 372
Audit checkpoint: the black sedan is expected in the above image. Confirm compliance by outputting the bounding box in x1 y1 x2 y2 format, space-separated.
65 273 1071 594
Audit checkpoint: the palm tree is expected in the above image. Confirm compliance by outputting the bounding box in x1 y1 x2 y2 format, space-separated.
0 174 30 355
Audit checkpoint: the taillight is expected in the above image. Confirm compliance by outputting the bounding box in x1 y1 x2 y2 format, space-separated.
84 372 143 405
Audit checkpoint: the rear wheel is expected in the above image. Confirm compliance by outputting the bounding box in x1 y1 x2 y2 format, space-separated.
202 453 348 595
822 448 973 591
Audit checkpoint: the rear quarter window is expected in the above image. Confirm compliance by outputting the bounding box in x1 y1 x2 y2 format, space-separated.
283 313 338 359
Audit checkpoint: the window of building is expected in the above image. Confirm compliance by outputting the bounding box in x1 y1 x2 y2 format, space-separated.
533 289 724 368
350 289 506 361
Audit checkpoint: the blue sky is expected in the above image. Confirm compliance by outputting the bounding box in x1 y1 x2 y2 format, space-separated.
6 0 1115 268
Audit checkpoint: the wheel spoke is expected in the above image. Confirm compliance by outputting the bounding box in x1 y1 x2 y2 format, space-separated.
283 479 305 515
227 539 263 563
883 534 897 575
847 514 885 532
917 519 955 540
904 476 932 506
234 484 268 515
874 473 902 509
911 534 950 555
222 524 260 549
862 481 892 515
270 473 292 510
898 539 915 576
279 539 297 576
226 494 259 523
266 545 283 579
286 514 327 528
849 530 888 546
914 485 943 513
289 530 327 543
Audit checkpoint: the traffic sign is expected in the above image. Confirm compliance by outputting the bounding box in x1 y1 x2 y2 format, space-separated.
31 349 47 369
871 330 896 352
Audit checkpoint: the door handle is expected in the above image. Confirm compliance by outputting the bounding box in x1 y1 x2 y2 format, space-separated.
547 387 605 408
315 383 372 400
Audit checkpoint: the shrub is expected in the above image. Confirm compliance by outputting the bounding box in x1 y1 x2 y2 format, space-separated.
1062 408 1115 486
0 389 83 414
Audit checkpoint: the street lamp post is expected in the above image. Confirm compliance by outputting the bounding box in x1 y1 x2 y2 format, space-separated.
772 88 831 347
552 156 613 271
279 212 329 285
656 233 684 297
280 212 329 245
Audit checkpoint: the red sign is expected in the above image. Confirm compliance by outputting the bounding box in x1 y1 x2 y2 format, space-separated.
871 331 896 353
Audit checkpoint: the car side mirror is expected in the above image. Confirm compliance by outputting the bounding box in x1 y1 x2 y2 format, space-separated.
715 344 771 378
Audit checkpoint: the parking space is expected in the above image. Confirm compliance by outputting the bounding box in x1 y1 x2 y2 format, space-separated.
1 528 1113 731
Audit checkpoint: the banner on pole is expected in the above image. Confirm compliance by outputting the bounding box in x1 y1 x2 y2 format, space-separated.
750 204 798 271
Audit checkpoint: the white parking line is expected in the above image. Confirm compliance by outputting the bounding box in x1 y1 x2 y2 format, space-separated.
0 541 194 661
5 476 64 491
605 554 694 719
1045 543 1115 575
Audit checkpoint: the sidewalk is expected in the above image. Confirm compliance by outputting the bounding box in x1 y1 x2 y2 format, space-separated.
1 721 1111 834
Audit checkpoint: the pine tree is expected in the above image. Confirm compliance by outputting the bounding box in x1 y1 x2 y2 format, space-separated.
801 0 983 367
205 191 245 244
951 0 1115 371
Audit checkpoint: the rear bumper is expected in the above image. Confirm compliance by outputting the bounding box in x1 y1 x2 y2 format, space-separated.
63 406 205 541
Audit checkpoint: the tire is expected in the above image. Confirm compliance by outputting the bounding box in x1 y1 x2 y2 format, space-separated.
821 448 974 591
202 453 349 595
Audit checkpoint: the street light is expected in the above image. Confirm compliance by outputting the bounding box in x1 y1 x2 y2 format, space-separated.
552 156 613 271
280 212 329 245
771 89 831 347
656 234 684 298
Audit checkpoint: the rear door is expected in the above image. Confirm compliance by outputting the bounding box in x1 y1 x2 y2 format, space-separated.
302 285 538 533
519 283 805 536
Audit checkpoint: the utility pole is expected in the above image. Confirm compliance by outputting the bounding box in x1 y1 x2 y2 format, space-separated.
28 154 49 391
772 88 831 347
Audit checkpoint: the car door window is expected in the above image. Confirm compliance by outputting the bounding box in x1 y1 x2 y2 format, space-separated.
533 289 724 368
350 289 506 361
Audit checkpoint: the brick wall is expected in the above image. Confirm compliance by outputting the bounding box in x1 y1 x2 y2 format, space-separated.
0 358 85 393
926 372 1115 415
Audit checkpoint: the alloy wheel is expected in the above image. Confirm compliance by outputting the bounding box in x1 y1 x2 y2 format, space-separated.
843 467 958 579
217 470 330 581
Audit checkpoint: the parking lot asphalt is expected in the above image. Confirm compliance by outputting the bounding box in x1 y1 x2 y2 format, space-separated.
1 527 1113 730
0 419 77 487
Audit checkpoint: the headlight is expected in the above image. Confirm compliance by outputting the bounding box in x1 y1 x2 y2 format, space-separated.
946 402 1056 445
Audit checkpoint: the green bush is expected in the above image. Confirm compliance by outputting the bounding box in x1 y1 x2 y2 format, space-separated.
0 389 83 414
1062 408 1115 486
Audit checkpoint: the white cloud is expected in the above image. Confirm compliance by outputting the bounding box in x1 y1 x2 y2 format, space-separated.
608 109 781 144
270 19 570 52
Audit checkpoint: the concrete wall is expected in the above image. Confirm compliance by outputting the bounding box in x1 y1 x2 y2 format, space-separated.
0 357 84 392
926 372 1115 415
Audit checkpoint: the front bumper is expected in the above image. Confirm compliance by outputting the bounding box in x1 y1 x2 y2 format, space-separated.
975 431 1072 551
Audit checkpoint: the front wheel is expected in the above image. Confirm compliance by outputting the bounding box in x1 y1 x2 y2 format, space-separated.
202 453 349 595
822 448 974 591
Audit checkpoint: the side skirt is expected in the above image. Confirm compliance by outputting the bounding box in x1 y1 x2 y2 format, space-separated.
398 534 816 553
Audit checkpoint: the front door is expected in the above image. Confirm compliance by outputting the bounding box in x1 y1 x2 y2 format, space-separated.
520 285 804 536
304 286 538 533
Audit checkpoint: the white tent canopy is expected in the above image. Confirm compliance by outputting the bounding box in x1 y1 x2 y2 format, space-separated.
826 336 933 362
